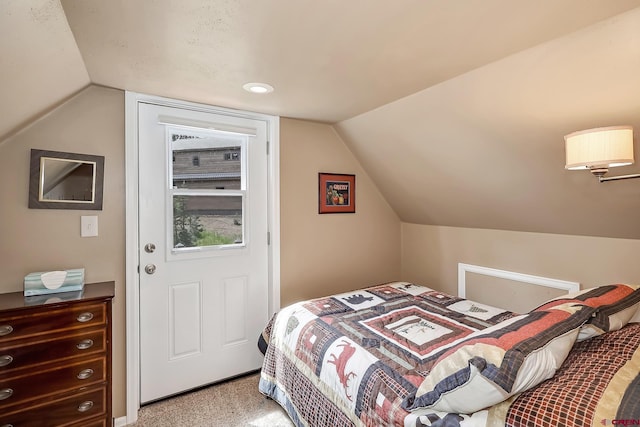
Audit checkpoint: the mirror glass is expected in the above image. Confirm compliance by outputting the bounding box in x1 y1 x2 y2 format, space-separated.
40 157 96 202
29 149 104 210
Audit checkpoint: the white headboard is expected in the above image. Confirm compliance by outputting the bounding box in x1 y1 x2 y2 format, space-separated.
458 263 580 311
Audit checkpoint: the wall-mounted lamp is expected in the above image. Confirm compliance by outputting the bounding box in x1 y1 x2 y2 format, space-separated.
565 125 640 182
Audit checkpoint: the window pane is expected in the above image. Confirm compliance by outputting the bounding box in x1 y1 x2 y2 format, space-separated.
172 195 243 248
171 135 242 190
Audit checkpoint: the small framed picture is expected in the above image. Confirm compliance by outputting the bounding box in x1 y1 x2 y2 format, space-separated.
319 173 356 214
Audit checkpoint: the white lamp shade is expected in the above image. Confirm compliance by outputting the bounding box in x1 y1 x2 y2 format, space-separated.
565 126 634 170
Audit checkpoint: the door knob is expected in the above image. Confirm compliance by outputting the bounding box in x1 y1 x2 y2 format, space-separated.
145 264 157 275
144 243 156 253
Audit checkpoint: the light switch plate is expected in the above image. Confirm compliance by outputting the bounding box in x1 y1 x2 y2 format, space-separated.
81 215 98 237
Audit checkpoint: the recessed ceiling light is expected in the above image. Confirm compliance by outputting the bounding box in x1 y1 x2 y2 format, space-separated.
243 82 274 94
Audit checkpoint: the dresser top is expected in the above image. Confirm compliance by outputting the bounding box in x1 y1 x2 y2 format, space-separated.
0 281 115 312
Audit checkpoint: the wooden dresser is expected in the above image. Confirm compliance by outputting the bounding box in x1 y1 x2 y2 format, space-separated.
0 281 114 426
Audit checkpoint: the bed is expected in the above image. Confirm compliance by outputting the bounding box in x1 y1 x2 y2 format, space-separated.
258 272 640 426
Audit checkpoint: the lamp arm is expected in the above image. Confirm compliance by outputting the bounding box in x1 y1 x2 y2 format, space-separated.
599 173 640 183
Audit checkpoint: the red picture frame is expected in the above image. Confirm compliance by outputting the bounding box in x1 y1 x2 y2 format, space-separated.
318 173 356 214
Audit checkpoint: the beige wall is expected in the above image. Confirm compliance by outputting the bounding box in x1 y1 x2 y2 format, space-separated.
4 84 640 420
0 85 126 415
280 118 401 306
401 223 640 310
0 89 402 419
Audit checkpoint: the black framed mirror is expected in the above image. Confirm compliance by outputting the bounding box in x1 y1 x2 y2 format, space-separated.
28 149 105 210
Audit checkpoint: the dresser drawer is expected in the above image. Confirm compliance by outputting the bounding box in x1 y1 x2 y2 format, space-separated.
0 357 106 411
67 416 108 427
0 385 107 427
0 302 107 343
0 329 106 373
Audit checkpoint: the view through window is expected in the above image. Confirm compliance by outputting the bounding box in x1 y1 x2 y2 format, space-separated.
169 128 245 249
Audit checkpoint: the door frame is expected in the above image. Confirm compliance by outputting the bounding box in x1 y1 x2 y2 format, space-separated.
123 92 280 425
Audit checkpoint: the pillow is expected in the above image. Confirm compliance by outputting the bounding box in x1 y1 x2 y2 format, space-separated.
631 305 640 323
536 284 640 341
402 302 594 414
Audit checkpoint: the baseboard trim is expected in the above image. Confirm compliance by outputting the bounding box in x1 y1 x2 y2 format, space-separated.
113 416 128 427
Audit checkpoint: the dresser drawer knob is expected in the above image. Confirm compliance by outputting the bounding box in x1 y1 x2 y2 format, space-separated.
0 388 13 401
77 368 94 380
77 400 94 412
0 355 13 367
76 339 94 350
77 312 94 323
0 325 13 337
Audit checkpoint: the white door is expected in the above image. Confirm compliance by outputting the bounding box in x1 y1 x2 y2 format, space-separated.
138 102 270 403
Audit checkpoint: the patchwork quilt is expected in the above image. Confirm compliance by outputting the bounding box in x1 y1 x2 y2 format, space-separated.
258 282 640 427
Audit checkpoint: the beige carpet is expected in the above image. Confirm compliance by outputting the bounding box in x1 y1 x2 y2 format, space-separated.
128 372 295 427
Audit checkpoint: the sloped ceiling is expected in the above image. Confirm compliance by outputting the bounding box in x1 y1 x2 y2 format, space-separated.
1 0 89 141
335 8 640 239
2 1 640 238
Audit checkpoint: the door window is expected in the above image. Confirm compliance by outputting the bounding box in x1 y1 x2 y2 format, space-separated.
168 127 246 251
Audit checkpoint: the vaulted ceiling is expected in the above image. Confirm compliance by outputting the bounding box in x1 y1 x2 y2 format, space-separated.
3 0 640 238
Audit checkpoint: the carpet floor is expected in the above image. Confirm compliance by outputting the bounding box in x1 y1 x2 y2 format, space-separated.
128 372 294 427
